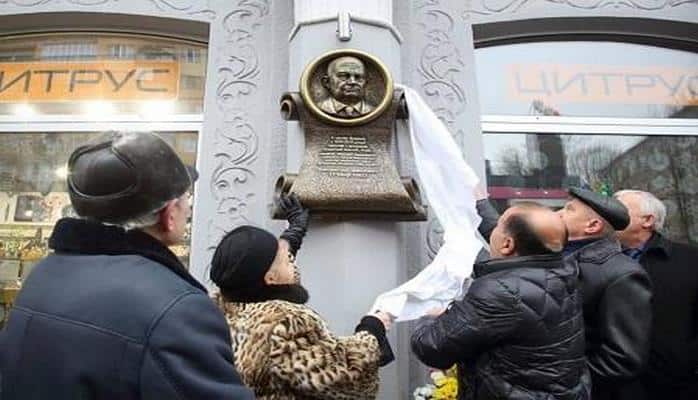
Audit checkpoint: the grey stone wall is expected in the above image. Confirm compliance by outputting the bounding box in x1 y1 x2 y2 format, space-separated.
464 0 698 23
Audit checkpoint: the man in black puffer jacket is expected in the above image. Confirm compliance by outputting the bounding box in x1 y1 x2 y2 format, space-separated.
477 188 652 400
412 202 590 400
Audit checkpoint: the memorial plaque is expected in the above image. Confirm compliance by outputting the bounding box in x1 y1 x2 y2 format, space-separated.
274 49 426 220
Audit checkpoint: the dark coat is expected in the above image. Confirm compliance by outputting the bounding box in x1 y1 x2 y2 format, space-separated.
411 253 591 400
621 233 698 399
0 218 253 400
570 237 653 400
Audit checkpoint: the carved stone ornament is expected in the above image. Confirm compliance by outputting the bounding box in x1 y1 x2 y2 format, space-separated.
274 49 427 221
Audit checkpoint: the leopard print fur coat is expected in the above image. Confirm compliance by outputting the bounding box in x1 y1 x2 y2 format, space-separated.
214 293 382 399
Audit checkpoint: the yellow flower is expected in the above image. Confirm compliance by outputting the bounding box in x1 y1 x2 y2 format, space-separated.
427 365 460 400
432 377 458 400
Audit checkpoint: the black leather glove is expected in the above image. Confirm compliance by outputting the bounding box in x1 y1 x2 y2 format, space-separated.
279 193 309 256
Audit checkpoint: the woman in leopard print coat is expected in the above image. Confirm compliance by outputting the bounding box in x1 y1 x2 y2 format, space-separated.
210 223 394 400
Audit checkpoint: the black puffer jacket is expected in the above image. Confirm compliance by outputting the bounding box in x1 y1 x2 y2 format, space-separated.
412 253 591 400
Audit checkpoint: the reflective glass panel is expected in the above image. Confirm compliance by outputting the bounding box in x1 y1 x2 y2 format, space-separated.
0 33 207 116
476 42 698 118
0 131 198 287
484 133 698 244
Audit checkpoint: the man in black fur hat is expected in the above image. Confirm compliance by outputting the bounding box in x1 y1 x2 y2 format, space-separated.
0 131 253 400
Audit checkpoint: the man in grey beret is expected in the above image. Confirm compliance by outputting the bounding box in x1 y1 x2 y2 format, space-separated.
558 187 653 400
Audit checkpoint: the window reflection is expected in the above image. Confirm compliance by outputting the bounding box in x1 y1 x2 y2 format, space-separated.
484 133 698 244
476 42 698 118
0 132 198 281
0 34 207 115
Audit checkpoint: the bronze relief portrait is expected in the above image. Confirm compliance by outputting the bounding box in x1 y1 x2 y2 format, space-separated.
300 49 393 126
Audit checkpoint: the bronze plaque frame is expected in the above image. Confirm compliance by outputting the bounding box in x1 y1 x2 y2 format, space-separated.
299 49 394 127
274 49 426 221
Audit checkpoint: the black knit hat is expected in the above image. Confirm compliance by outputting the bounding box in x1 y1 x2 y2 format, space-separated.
210 226 279 291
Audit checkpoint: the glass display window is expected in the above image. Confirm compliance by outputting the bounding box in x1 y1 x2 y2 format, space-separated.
0 33 207 117
483 132 698 244
0 131 198 287
0 33 207 309
477 40 698 245
476 41 698 119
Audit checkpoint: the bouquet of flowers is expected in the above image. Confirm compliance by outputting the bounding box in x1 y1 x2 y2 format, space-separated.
413 366 459 400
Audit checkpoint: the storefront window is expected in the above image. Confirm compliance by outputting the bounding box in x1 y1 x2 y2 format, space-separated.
476 41 698 118
0 131 198 289
0 32 206 279
0 32 207 323
0 33 207 116
484 133 698 244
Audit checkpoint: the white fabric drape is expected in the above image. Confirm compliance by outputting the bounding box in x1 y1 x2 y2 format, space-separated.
371 86 485 322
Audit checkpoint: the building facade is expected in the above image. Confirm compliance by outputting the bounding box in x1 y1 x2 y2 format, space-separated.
0 1 696 398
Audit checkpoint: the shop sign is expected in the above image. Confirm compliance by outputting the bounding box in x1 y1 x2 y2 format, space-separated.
0 61 179 102
509 64 698 105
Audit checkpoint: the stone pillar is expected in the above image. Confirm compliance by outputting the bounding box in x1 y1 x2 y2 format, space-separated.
396 0 487 391
288 1 408 398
